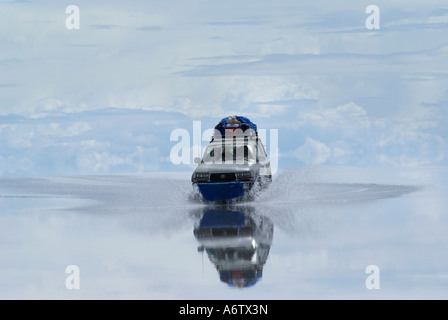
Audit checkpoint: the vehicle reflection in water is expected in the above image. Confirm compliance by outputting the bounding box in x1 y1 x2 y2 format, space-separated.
192 206 273 288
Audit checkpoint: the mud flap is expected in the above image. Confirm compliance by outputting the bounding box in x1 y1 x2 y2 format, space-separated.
197 182 245 201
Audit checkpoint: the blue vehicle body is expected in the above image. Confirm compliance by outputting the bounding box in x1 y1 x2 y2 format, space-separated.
198 209 246 229
197 181 245 201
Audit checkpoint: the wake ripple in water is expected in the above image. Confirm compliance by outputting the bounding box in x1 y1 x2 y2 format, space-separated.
251 169 422 206
0 169 423 210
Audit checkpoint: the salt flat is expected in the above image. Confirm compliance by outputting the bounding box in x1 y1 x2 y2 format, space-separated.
0 167 447 299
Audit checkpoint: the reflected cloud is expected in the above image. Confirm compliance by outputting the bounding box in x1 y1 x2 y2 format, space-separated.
191 206 273 288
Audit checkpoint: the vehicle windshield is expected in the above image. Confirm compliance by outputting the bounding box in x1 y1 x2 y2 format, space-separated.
202 143 256 164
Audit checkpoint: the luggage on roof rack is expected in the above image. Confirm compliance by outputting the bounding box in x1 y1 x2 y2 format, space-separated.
213 115 258 139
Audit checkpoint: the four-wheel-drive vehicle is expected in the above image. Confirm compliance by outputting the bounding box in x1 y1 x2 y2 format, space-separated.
191 116 272 201
193 207 274 288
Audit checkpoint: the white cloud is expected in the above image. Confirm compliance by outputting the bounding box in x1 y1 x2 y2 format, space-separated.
258 104 288 115
251 81 318 103
0 1 447 175
37 122 91 137
1 124 34 149
77 152 113 173
300 102 370 135
283 100 446 167
35 98 67 113
374 125 445 167
332 147 346 158
293 137 331 166
79 140 110 150
221 77 319 117
0 155 33 175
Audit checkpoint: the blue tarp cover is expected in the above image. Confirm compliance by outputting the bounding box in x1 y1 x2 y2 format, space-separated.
215 115 257 135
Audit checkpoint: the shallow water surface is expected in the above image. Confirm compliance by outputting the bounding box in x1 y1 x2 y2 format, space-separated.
0 167 447 299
